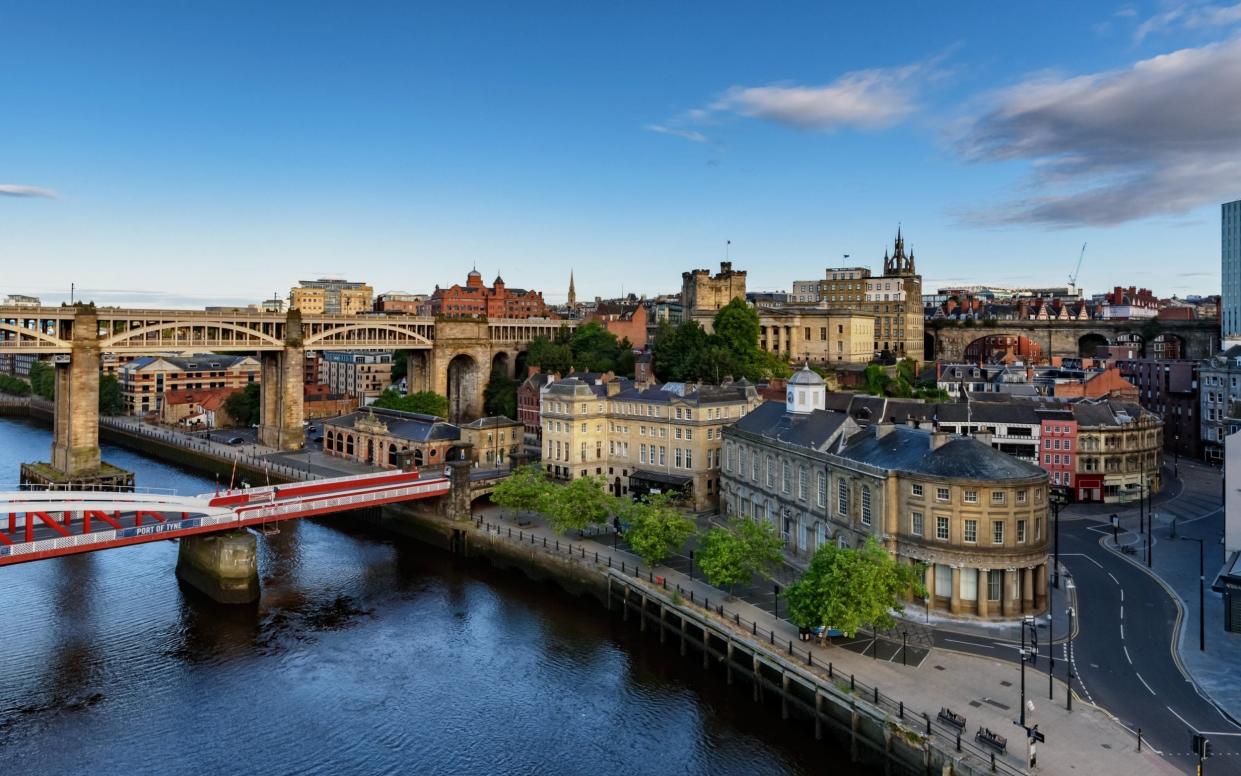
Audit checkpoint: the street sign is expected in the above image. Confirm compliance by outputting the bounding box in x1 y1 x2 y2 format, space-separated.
1030 724 1045 743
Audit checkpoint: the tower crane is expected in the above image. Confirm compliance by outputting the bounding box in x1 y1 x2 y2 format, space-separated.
1068 243 1087 290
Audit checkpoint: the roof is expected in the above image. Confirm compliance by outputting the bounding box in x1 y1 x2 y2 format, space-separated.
732 400 855 451
838 426 1046 481
789 364 825 386
126 353 258 372
163 387 239 410
323 407 460 443
460 416 521 429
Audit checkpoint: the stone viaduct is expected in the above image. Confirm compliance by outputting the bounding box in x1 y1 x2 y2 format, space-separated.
927 318 1220 363
0 304 572 483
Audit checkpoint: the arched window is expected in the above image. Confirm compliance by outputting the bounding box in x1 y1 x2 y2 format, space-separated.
413 449 424 466
346 435 355 456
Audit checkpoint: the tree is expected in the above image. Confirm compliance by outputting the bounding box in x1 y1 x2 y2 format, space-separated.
651 300 788 383
98 375 124 415
0 374 30 396
483 370 519 418
783 538 925 637
490 464 550 519
372 389 449 417
28 361 54 400
539 475 614 534
697 517 784 593
527 322 634 377
619 493 696 567
389 349 412 383
223 383 261 427
527 335 575 374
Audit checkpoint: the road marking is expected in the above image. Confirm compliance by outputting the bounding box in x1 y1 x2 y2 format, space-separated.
1109 572 1119 584
1167 705 1196 729
1120 605 1124 619
1120 589 1124 603
1124 645 1132 664
1136 672 1156 695
1199 731 1241 737
1120 623 1125 640
943 638 991 649
1062 552 1105 568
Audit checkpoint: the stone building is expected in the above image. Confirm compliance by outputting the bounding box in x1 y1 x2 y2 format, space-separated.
459 416 523 468
756 308 875 364
323 408 461 469
541 375 762 511
817 267 871 307
814 231 923 360
319 351 393 402
289 278 374 316
721 366 1050 620
1072 399 1163 502
682 261 747 326
423 269 550 319
589 300 649 349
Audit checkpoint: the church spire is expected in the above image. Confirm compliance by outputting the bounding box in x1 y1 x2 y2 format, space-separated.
568 270 577 307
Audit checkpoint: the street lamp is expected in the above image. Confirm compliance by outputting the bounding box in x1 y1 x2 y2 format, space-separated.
1050 486 1067 589
1020 615 1035 726
1182 536 1206 652
1066 606 1075 711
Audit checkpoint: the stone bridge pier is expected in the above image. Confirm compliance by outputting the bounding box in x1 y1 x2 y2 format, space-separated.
257 311 306 451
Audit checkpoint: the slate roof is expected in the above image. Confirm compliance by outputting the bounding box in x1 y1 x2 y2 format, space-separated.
324 408 460 443
838 426 1046 480
732 400 854 451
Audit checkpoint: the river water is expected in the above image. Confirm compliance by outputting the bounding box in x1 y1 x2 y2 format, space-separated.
0 417 856 775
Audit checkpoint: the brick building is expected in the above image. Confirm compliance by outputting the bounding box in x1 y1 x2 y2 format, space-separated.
589 300 649 348
119 354 260 415
423 270 550 319
1116 358 1200 460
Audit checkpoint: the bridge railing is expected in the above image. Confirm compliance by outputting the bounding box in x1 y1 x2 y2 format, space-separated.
235 479 451 520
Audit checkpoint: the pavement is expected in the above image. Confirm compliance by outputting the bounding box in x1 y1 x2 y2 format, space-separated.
475 502 1178 775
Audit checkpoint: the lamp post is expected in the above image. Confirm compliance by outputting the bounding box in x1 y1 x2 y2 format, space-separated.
1019 615 1034 726
1066 606 1075 711
1182 536 1206 652
1051 486 1067 589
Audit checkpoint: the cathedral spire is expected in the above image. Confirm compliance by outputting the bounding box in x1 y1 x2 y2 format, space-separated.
568 270 577 307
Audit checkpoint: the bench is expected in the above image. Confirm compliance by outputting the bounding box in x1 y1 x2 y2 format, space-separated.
937 707 966 730
975 727 1007 754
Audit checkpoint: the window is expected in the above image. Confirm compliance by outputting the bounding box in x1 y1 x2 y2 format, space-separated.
1017 520 1027 543
659 446 666 466
675 428 682 440
992 520 1005 544
675 448 683 468
817 472 826 507
991 491 1005 504
685 449 692 468
752 454 760 482
685 428 693 440
964 519 977 543
988 570 1002 601
911 511 924 536
936 516 949 541
766 456 775 487
1017 490 1027 504
781 460 791 493
837 481 849 516
911 483 923 497
640 445 648 464
964 489 978 504
936 487 950 502
798 466 808 500
860 486 872 525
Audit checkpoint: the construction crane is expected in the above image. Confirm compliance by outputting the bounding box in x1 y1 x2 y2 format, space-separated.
1068 242 1087 289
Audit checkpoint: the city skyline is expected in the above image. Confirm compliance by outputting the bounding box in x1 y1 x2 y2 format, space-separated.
3 2 1239 306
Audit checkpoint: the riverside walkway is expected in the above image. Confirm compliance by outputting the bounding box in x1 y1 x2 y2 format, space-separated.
472 504 1178 776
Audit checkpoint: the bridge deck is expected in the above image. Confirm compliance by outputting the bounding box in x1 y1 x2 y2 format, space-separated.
0 470 449 565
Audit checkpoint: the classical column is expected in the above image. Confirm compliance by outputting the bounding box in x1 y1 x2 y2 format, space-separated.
51 306 101 477
1002 568 1018 617
949 566 962 615
924 563 936 610
1035 564 1047 611
1022 566 1035 612
977 569 989 618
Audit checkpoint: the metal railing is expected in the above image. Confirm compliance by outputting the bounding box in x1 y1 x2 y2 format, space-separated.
475 517 1026 776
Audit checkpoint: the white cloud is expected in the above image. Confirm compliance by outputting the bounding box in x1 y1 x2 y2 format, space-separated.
644 124 709 143
1135 1 1241 41
956 37 1241 227
0 184 56 198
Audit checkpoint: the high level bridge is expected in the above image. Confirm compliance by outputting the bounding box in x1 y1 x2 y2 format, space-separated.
0 304 574 484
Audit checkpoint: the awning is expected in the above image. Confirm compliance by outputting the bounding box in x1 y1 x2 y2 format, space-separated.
629 470 693 487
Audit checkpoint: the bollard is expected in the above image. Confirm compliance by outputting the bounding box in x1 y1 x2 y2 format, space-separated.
770 630 774 645
873 687 878 704
956 733 961 752
924 714 929 736
899 701 903 719
704 597 709 610
690 590 694 602
556 540 559 551
622 562 626 574
734 613 739 625
752 621 757 635
595 552 598 563
788 640 793 655
807 650 812 666
990 753 995 772
662 577 667 590
608 557 612 568
850 674 855 691
1137 728 1142 752
543 537 547 548
829 663 834 679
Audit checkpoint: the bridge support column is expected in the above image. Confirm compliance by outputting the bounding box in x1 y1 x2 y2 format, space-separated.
258 312 305 451
443 459 473 520
52 307 101 476
176 530 260 604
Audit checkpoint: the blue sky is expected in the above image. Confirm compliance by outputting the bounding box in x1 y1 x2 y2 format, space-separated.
2 1 1239 307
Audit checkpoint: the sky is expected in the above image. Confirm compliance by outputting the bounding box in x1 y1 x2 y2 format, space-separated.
2 1 1240 308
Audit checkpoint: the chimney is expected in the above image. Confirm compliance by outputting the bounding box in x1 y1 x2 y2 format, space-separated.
974 431 994 448
930 431 952 450
527 364 541 378
873 422 896 440
606 380 621 397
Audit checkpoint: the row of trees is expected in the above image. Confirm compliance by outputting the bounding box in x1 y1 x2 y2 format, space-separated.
493 464 924 639
857 359 948 400
652 298 789 383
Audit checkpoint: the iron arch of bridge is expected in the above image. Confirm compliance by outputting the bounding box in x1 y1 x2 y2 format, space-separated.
100 320 285 351
300 320 434 350
0 322 70 351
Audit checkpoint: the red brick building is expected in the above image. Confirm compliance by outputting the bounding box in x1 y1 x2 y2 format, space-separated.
1037 408 1078 492
588 301 649 348
423 270 551 319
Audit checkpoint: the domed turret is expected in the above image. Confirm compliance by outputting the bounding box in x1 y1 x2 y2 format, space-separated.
786 363 826 414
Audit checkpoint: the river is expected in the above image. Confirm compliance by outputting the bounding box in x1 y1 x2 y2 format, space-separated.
0 417 858 775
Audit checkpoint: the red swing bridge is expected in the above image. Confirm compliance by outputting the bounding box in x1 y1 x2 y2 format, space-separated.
0 469 451 566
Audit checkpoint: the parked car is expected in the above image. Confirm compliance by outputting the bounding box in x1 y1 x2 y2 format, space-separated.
227 436 245 445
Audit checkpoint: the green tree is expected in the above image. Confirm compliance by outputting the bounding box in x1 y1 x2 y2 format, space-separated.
651 300 788 384
697 517 784 593
783 538 925 637
490 464 550 519
0 374 31 396
483 370 519 418
539 475 614 534
223 382 261 427
28 360 54 400
527 335 575 374
619 493 696 567
389 349 411 383
98 375 124 415
372 389 449 417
